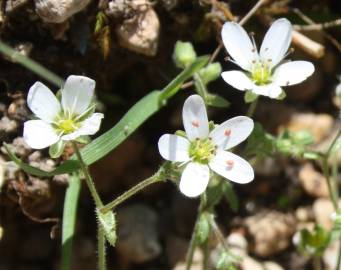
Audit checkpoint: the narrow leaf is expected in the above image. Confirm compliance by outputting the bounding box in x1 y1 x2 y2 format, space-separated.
0 41 64 87
4 143 80 177
61 173 81 270
159 55 209 101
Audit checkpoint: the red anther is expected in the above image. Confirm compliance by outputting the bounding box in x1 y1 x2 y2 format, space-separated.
224 129 231 136
251 48 256 53
191 120 199 128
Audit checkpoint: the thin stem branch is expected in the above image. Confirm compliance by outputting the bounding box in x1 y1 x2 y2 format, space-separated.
202 239 210 270
327 130 341 157
100 167 165 214
209 0 268 64
293 18 341 31
98 226 106 270
293 8 341 53
322 157 338 211
239 0 268 26
72 142 103 208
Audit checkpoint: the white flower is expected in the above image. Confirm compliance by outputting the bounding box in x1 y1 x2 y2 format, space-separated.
24 75 104 149
158 95 254 197
221 18 315 98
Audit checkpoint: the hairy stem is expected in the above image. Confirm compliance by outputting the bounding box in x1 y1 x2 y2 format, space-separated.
100 167 165 214
98 226 106 270
72 142 103 208
247 98 258 117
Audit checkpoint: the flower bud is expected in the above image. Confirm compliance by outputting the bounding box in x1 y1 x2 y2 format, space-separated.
198 63 222 84
173 41 197 68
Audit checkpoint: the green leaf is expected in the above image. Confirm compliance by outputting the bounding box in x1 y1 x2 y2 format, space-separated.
244 91 258 103
159 55 209 101
193 73 207 97
4 143 80 177
49 140 66 158
61 173 81 270
205 94 230 108
97 209 117 247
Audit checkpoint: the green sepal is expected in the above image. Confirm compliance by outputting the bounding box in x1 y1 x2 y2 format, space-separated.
96 209 117 247
198 62 222 85
205 94 230 108
74 135 91 144
244 91 258 103
49 140 66 159
276 90 286 100
195 213 210 244
222 181 239 212
216 250 238 270
175 130 187 138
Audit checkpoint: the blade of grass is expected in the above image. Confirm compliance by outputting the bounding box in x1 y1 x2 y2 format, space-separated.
0 41 64 87
61 173 81 270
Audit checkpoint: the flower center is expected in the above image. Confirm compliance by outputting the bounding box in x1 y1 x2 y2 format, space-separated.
189 138 216 164
58 119 78 134
251 60 272 85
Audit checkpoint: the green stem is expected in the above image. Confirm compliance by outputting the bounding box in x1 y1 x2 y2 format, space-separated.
186 196 206 270
100 167 165 214
327 130 341 156
185 220 198 270
202 238 210 270
72 142 103 208
313 256 321 270
336 242 341 270
98 226 106 270
71 142 106 270
247 98 258 117
322 157 338 210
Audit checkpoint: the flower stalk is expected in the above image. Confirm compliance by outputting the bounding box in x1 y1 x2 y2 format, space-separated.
100 167 166 214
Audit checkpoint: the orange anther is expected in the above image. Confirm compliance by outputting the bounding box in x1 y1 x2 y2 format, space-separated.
224 129 231 136
191 120 199 128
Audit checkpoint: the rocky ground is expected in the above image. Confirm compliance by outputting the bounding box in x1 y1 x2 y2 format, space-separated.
0 0 340 269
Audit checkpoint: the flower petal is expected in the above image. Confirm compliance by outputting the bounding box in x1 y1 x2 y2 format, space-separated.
273 61 315 86
158 134 190 162
260 18 292 66
221 22 256 71
27 82 61 122
179 162 210 197
61 113 104 141
209 150 254 184
221 22 258 71
23 120 60 149
252 83 283 98
61 75 95 115
182 95 209 141
221 71 255 91
210 116 254 150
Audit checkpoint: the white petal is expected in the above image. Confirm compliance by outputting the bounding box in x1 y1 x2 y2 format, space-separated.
221 22 256 71
23 120 60 149
61 75 95 115
209 151 254 184
210 116 254 150
61 113 104 141
182 95 209 141
221 71 255 91
260 18 292 66
252 83 283 98
27 82 61 122
158 134 190 162
273 61 315 86
179 162 210 197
